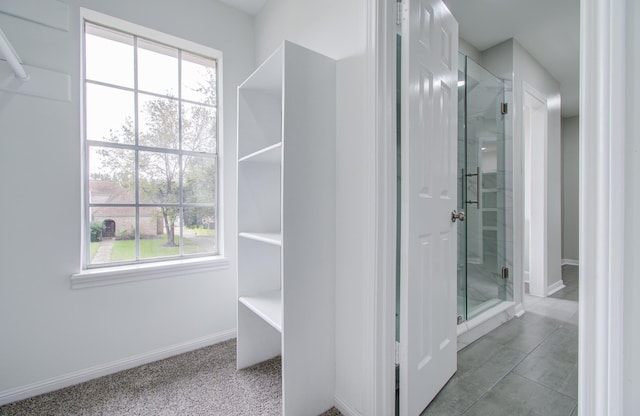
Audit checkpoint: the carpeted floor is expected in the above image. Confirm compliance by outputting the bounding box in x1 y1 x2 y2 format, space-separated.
0 339 342 416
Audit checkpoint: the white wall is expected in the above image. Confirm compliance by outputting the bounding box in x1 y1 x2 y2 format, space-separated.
255 2 371 414
481 38 562 299
0 0 254 403
561 116 579 263
459 37 481 63
624 0 640 412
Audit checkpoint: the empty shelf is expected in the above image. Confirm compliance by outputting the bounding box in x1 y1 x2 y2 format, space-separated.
239 232 282 246
239 290 282 332
239 142 282 163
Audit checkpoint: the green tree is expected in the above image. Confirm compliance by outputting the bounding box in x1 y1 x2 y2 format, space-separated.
96 84 216 247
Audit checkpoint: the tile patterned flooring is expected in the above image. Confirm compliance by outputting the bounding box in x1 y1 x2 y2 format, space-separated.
421 266 579 416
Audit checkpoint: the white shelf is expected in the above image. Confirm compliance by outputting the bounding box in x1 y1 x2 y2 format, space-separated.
239 290 282 332
239 142 282 163
482 188 497 193
239 232 282 246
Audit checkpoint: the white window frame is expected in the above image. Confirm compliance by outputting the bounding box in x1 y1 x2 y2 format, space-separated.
73 8 228 288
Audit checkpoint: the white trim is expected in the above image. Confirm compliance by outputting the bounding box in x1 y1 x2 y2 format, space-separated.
0 330 236 406
579 0 626 414
71 256 230 289
371 1 398 416
80 8 222 60
522 83 549 298
547 280 566 296
457 302 517 350
0 0 69 31
335 394 364 416
561 258 579 266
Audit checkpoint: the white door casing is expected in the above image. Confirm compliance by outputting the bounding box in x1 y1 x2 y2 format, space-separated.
399 0 458 415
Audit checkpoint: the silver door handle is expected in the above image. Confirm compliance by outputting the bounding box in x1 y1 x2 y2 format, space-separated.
451 210 465 223
465 166 481 209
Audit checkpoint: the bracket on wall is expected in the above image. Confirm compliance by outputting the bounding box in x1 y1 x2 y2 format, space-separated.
0 28 70 102
0 57 71 102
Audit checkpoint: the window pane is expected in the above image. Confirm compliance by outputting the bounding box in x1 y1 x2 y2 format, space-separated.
139 93 179 149
138 39 178 96
182 52 217 104
183 156 216 203
183 206 217 254
89 207 136 265
86 84 135 144
85 23 134 88
182 102 216 153
140 206 179 259
89 146 135 204
139 151 180 204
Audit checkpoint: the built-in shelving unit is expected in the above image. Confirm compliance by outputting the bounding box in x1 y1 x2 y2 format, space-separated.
236 41 336 416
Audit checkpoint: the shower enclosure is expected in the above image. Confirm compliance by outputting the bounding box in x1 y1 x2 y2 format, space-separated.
457 53 512 322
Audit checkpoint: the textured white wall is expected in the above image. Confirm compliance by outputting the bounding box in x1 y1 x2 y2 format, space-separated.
255 1 371 414
0 0 254 403
561 116 579 262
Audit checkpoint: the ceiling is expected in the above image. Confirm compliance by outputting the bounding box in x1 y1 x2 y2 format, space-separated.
217 0 580 117
443 0 580 117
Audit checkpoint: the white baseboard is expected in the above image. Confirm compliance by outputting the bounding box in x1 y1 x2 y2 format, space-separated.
335 394 363 416
561 258 579 266
547 280 566 296
0 329 236 406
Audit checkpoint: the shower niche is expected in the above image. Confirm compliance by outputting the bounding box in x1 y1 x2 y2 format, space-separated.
457 53 513 322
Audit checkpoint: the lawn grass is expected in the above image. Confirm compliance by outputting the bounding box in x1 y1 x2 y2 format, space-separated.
90 242 99 260
110 237 202 261
188 228 216 237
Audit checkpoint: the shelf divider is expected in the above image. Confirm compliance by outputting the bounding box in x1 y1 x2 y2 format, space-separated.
239 142 282 163
239 232 282 246
239 289 282 332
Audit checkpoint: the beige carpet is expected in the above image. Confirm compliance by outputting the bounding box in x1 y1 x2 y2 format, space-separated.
0 339 342 416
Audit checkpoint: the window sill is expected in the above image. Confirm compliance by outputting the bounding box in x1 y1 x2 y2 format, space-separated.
71 256 230 289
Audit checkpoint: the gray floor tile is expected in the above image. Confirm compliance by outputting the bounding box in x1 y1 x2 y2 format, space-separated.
457 338 504 374
483 314 561 354
514 352 578 399
419 266 579 416
420 375 487 416
459 345 526 387
463 373 576 416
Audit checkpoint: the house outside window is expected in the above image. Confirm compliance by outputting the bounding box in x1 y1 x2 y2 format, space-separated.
82 14 221 269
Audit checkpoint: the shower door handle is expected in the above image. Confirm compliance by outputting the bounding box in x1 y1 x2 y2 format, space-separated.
465 166 482 209
451 210 466 223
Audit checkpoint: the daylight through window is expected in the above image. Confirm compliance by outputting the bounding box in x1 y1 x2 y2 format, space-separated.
84 21 219 267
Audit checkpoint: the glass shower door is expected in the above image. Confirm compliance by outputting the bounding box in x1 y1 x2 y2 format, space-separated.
458 54 510 321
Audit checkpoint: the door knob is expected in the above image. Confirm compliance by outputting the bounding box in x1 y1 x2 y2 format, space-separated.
451 210 465 223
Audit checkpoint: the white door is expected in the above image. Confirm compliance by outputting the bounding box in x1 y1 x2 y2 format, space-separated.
399 0 458 414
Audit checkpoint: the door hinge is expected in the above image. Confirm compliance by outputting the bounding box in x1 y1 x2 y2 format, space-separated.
396 1 403 26
502 266 509 280
500 102 508 114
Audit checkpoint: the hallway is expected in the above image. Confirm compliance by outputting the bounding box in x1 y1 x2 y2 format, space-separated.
421 266 579 415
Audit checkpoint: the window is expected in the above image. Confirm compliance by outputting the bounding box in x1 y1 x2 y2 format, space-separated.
82 16 221 269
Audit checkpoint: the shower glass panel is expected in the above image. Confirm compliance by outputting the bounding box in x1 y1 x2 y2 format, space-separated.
458 53 511 322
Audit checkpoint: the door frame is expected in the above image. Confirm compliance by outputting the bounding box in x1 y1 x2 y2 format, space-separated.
522 83 549 297
369 1 627 416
